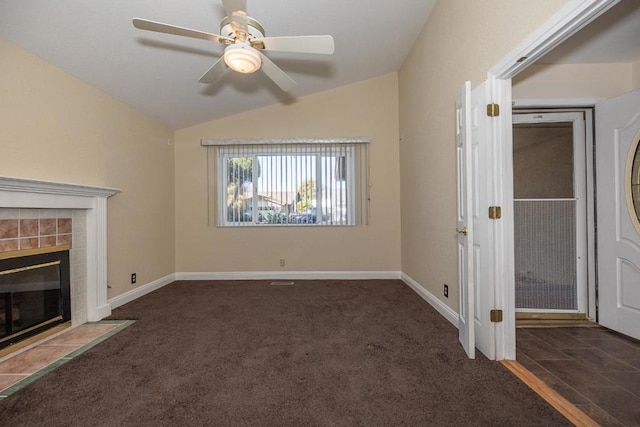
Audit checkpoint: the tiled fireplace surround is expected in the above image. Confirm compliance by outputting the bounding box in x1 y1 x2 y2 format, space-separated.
0 213 74 253
0 209 82 323
0 176 119 326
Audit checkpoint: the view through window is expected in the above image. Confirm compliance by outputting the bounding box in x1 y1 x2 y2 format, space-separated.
213 141 367 226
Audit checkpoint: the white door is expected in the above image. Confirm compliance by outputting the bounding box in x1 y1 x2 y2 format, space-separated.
596 88 640 340
456 81 474 359
470 81 497 360
457 78 512 360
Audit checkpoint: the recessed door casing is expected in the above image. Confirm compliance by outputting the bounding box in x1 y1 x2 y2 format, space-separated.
512 112 588 314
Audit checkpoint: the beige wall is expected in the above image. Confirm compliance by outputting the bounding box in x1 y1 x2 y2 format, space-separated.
0 0 580 310
513 63 635 100
174 74 401 273
633 61 640 89
0 37 175 298
398 0 569 311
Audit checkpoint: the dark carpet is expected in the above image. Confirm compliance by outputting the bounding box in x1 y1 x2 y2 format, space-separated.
0 280 571 426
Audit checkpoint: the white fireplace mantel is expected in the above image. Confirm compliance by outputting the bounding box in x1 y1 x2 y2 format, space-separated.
0 176 120 321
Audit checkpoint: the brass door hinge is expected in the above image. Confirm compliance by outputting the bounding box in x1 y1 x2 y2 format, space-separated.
487 103 500 117
489 206 502 219
490 309 503 323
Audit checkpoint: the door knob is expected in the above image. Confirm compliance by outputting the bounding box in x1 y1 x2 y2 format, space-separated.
456 227 468 236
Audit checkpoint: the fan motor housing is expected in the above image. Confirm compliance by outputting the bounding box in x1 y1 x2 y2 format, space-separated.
220 16 265 40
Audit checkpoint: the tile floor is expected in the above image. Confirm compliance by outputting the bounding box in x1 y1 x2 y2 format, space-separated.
517 325 640 426
0 320 132 399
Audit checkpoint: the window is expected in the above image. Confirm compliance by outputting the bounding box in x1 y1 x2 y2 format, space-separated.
203 138 369 227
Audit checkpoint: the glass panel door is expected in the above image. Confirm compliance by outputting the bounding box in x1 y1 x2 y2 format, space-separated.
513 112 588 313
0 262 62 338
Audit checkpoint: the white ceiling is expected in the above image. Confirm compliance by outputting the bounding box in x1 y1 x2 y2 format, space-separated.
0 0 437 129
4 1 636 131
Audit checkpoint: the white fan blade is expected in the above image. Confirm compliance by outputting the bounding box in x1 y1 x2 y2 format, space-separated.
198 57 228 84
254 35 335 55
230 11 249 41
222 0 247 16
133 18 233 44
258 52 297 92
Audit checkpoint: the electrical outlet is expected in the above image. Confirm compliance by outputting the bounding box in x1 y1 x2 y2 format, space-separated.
131 273 137 284
279 259 285 267
443 284 448 298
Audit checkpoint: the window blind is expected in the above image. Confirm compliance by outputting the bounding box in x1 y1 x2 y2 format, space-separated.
202 138 370 227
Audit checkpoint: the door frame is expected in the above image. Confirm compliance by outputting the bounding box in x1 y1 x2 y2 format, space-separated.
482 0 620 359
512 106 597 320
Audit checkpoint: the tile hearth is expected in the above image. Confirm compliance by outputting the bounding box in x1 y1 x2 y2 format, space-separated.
0 321 132 399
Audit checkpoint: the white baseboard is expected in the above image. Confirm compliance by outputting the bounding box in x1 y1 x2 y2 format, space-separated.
108 273 176 310
175 271 402 281
401 273 459 327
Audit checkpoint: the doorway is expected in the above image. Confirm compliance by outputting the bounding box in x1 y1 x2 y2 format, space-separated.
458 0 634 359
512 111 593 320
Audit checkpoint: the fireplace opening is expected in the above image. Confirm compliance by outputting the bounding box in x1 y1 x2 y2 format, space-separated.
0 246 71 349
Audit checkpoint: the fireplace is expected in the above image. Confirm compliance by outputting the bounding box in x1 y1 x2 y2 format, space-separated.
0 176 120 335
0 246 71 349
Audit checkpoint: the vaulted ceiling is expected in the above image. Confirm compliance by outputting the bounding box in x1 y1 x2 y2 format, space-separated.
2 1 638 130
0 0 437 129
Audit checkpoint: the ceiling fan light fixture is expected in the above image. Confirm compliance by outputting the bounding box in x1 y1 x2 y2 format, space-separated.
224 44 261 74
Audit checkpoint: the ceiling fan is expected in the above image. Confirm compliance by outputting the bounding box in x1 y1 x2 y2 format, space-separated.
132 0 335 92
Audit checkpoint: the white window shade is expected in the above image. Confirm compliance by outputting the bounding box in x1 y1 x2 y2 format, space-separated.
202 138 370 227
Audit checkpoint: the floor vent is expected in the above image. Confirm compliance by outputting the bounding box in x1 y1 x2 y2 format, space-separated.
270 281 295 286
